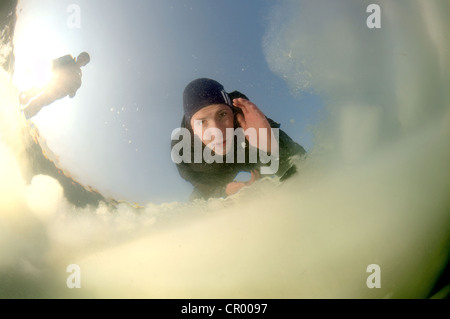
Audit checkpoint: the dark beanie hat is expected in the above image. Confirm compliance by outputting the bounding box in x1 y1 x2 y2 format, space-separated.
183 78 232 124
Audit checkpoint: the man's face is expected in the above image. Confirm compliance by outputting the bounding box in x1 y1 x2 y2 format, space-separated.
190 104 234 155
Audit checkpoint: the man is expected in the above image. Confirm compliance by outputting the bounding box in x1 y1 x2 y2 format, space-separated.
20 52 90 119
171 78 306 200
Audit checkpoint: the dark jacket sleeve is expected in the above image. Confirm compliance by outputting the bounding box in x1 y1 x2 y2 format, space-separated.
266 118 306 181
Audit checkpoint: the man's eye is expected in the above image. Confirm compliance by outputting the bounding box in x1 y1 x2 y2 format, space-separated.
219 111 228 119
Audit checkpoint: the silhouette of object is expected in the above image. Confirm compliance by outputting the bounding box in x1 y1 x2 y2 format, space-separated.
20 52 90 119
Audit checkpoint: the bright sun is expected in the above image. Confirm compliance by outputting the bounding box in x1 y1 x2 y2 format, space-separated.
12 5 69 94
12 6 74 132
13 27 63 92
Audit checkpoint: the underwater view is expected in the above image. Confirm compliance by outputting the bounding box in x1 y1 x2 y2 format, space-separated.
0 0 449 298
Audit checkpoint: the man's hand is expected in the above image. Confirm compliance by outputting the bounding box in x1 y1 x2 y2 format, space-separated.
233 98 273 153
225 170 260 196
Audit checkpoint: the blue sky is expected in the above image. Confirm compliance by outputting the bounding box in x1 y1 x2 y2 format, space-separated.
14 0 324 204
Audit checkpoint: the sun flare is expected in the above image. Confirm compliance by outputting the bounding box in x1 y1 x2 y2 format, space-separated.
13 18 66 92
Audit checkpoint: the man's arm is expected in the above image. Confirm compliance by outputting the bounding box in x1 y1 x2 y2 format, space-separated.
67 68 82 98
231 97 306 180
225 170 260 196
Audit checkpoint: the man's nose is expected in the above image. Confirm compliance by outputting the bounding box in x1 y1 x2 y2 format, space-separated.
213 120 228 133
206 121 226 141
